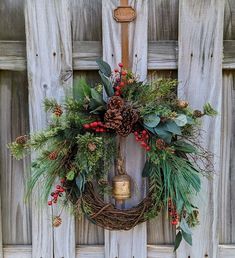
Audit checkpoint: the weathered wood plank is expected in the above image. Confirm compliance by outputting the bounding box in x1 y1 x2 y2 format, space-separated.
3 40 235 70
219 245 235 258
25 1 75 257
73 41 102 70
0 71 31 246
0 0 25 40
0 41 26 71
103 1 147 258
177 1 224 258
71 0 104 245
148 0 179 41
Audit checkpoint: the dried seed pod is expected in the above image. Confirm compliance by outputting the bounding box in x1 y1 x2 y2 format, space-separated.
52 216 62 227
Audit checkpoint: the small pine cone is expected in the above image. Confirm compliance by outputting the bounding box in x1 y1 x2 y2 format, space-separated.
107 96 124 110
53 105 63 117
156 139 166 150
117 106 139 137
193 110 203 118
15 135 27 145
53 216 62 227
87 142 97 152
104 109 123 129
48 151 58 160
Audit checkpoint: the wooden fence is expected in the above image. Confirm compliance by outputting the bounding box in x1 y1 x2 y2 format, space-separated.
0 0 234 258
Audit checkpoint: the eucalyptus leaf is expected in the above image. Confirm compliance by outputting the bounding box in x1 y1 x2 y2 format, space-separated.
154 125 173 143
96 59 112 77
90 105 106 114
174 114 188 127
99 71 114 97
174 231 183 251
186 116 194 125
180 218 192 235
144 114 160 128
166 121 182 135
182 231 192 246
76 174 86 193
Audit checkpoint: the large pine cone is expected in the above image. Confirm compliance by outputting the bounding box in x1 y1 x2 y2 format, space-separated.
107 96 124 110
117 106 139 137
104 109 123 129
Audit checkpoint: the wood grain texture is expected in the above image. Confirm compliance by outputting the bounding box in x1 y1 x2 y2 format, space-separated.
0 0 25 40
148 0 179 41
177 1 224 257
0 41 26 71
71 0 104 245
103 1 147 258
3 40 235 70
25 1 75 257
71 0 102 41
0 71 31 246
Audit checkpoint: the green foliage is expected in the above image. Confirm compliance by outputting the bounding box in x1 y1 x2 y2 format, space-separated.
96 59 112 77
8 142 27 160
203 103 218 116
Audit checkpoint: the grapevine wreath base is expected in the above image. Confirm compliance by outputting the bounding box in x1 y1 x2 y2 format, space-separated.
9 60 217 250
68 182 162 231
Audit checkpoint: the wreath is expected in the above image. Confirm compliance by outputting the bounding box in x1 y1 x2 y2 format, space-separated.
9 60 217 250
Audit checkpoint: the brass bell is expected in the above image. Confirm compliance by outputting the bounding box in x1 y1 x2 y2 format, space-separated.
112 174 131 202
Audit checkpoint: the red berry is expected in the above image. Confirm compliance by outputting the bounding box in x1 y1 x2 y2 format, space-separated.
115 91 120 96
98 121 103 126
121 71 127 76
138 135 142 139
135 136 140 141
56 185 61 190
53 199 57 204
59 188 65 192
134 131 138 136
142 130 147 135
48 200 53 206
145 134 149 139
115 86 121 91
83 124 90 129
146 146 151 151
60 178 65 184
114 69 119 73
141 141 147 147
118 63 123 68
100 128 105 132
119 82 125 87
171 220 178 225
96 128 100 132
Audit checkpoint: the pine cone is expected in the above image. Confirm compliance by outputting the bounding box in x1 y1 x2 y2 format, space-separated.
107 96 124 110
193 110 203 118
87 142 97 152
48 151 58 160
53 216 62 227
15 135 27 145
53 105 63 117
104 109 123 129
117 106 139 137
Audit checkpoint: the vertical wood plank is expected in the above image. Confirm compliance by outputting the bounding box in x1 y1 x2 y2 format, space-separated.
25 1 75 257
220 0 235 244
71 0 105 245
0 71 31 246
147 0 179 245
177 1 224 257
103 1 148 258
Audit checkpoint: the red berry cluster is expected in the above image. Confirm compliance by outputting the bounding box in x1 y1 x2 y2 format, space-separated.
83 121 107 133
48 178 65 206
114 63 127 96
133 130 151 151
168 199 179 225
